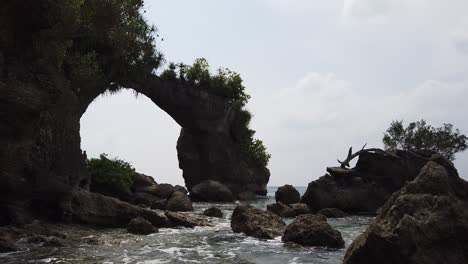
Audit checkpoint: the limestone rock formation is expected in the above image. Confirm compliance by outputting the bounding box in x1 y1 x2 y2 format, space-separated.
190 180 235 202
127 216 158 235
231 204 286 239
343 157 468 264
275 185 301 205
267 202 296 218
203 207 223 218
166 191 193 212
282 214 344 248
301 150 429 214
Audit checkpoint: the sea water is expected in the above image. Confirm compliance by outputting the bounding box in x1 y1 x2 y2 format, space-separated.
0 187 371 264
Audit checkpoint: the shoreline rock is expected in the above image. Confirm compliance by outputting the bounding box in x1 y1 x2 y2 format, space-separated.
190 180 235 202
231 204 286 239
275 185 300 205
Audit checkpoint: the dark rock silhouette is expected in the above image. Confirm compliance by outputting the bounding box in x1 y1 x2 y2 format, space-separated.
282 214 344 248
191 180 235 202
231 204 286 239
0 236 18 253
343 156 468 264
166 191 193 212
275 185 300 205
267 202 296 218
127 216 158 235
237 191 257 201
165 212 211 228
203 207 223 218
0 1 269 223
289 203 311 216
317 208 347 218
301 150 429 214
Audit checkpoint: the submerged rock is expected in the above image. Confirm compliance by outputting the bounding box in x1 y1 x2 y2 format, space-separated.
203 207 223 218
267 202 296 218
166 191 193 212
289 203 311 216
275 185 300 205
282 214 344 248
191 180 234 202
127 216 158 235
317 208 348 218
343 157 468 264
231 204 286 239
301 150 429 214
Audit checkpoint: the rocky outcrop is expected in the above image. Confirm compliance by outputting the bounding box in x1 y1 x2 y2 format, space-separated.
166 191 193 212
203 207 223 218
301 150 429 214
343 156 468 264
127 216 158 235
267 202 296 218
282 214 345 248
231 204 286 239
275 185 300 205
0 0 269 225
190 180 235 202
317 208 347 218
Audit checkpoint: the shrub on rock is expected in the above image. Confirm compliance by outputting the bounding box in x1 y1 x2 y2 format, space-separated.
127 216 158 235
231 204 286 239
282 214 345 248
275 185 300 205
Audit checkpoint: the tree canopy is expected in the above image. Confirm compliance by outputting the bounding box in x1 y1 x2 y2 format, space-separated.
383 120 467 161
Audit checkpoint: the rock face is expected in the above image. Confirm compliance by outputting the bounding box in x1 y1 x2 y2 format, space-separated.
127 216 158 235
282 214 345 248
231 204 286 239
166 191 193 212
275 185 301 205
301 150 429 214
203 207 223 218
317 208 347 218
343 157 468 264
0 1 269 224
191 180 235 202
267 202 296 218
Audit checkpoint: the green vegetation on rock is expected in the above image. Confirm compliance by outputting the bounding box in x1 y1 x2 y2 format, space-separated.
383 120 467 161
87 154 135 196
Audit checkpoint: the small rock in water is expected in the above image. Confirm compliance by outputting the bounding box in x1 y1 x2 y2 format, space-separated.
267 202 296 218
275 185 300 205
127 216 158 235
318 208 348 218
166 191 193 212
231 204 286 239
282 214 345 248
203 206 223 218
165 212 211 228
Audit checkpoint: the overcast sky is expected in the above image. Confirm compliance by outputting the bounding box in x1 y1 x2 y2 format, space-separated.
81 0 468 186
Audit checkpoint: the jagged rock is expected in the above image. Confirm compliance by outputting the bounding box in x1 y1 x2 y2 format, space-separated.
165 212 211 228
151 199 167 210
174 185 188 195
289 203 311 216
203 207 223 218
191 180 235 202
282 214 344 248
166 191 193 212
66 191 168 228
317 208 347 218
231 204 286 239
301 150 430 214
127 216 158 235
267 202 296 218
237 191 257 201
275 185 300 205
343 157 468 264
0 237 18 253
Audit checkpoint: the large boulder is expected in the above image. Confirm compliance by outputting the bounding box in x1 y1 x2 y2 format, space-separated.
203 207 223 218
190 180 235 202
317 208 347 218
267 202 296 218
282 214 344 248
301 150 429 214
166 191 193 212
231 204 286 239
127 216 158 235
343 157 468 264
275 185 300 205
